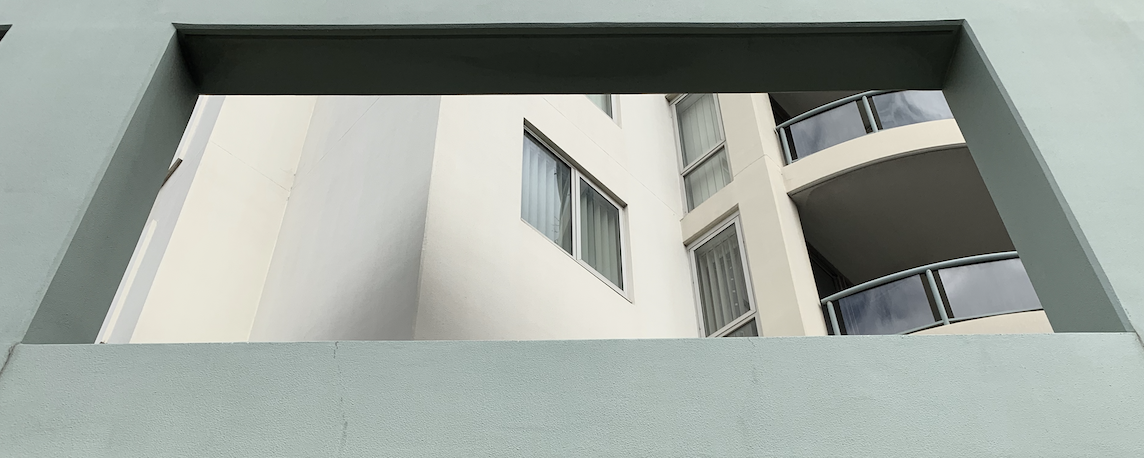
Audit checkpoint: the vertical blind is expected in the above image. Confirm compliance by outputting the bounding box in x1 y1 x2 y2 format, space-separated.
677 94 732 210
694 225 752 336
683 149 732 210
677 94 724 165
521 134 573 253
579 180 623 288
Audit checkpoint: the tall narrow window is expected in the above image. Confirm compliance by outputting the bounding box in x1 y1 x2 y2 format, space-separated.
522 129 627 293
690 218 757 337
580 180 623 288
674 94 731 210
585 94 613 117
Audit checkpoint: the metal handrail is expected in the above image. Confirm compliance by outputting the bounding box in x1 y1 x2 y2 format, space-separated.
775 90 891 130
820 251 1019 305
776 89 915 164
820 251 1024 336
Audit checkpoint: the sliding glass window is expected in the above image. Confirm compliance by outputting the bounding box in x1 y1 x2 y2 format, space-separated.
522 130 626 292
674 94 732 210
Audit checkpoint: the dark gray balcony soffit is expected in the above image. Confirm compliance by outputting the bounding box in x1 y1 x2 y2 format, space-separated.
175 23 960 95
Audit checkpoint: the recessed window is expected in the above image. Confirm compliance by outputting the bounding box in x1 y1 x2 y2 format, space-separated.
689 217 757 337
673 93 732 210
521 129 626 291
585 94 613 117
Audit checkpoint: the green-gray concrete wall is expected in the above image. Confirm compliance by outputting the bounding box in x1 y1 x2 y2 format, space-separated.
3 336 1144 456
1 0 1143 456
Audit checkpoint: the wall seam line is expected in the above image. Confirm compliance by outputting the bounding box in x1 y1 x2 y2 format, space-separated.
0 343 16 384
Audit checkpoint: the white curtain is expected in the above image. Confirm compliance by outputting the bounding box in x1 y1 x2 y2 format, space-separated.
694 225 751 335
579 180 623 288
677 94 724 166
521 134 572 252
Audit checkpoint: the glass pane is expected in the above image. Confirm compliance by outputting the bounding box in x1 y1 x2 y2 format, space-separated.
837 275 935 335
939 258 1042 319
787 100 867 159
677 94 725 166
694 225 752 336
723 319 759 337
585 94 612 117
579 180 623 288
521 134 572 253
683 148 731 210
872 90 954 130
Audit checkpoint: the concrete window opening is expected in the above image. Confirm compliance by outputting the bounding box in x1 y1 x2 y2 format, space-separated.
4 13 1143 456
18 22 1133 348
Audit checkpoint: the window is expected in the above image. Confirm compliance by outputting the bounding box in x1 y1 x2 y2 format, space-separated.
673 94 732 210
585 94 613 117
521 129 626 292
689 217 758 337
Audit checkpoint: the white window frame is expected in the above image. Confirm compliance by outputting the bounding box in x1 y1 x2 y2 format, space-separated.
522 126 631 299
585 94 618 120
670 93 732 211
686 214 759 337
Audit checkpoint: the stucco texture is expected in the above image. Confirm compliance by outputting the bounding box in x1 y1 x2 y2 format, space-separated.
1 334 1143 456
1 0 1144 455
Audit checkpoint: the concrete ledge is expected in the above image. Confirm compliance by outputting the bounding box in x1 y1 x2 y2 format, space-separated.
1 335 1142 456
783 118 965 194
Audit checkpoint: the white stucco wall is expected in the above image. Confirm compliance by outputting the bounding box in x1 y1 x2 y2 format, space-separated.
97 96 224 344
115 96 316 343
413 95 699 340
108 94 1047 343
249 96 442 342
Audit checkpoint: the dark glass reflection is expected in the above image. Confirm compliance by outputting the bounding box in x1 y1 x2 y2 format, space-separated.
871 91 954 130
837 275 935 335
940 258 1042 319
723 319 759 337
788 101 867 160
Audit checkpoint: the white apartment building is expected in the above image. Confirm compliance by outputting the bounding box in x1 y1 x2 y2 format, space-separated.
97 92 1052 344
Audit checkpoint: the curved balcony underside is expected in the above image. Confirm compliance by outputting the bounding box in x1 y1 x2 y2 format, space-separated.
791 143 1013 285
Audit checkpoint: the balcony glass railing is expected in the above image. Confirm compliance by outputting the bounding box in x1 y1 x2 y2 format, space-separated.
820 252 1044 335
776 90 954 164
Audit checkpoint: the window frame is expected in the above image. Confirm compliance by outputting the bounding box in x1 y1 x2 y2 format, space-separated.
585 94 617 120
669 93 732 211
521 126 631 299
686 214 759 337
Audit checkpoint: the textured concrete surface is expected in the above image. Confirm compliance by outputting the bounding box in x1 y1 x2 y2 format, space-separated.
1 0 1143 455
1 335 1143 457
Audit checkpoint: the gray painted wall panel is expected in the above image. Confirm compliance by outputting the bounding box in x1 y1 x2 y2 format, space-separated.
1 335 1142 456
249 96 440 341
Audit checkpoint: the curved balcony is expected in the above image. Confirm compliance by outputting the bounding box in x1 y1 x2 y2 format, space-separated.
820 252 1045 335
776 90 955 164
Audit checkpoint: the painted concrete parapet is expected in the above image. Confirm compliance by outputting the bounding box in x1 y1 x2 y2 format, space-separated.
1 334 1142 456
